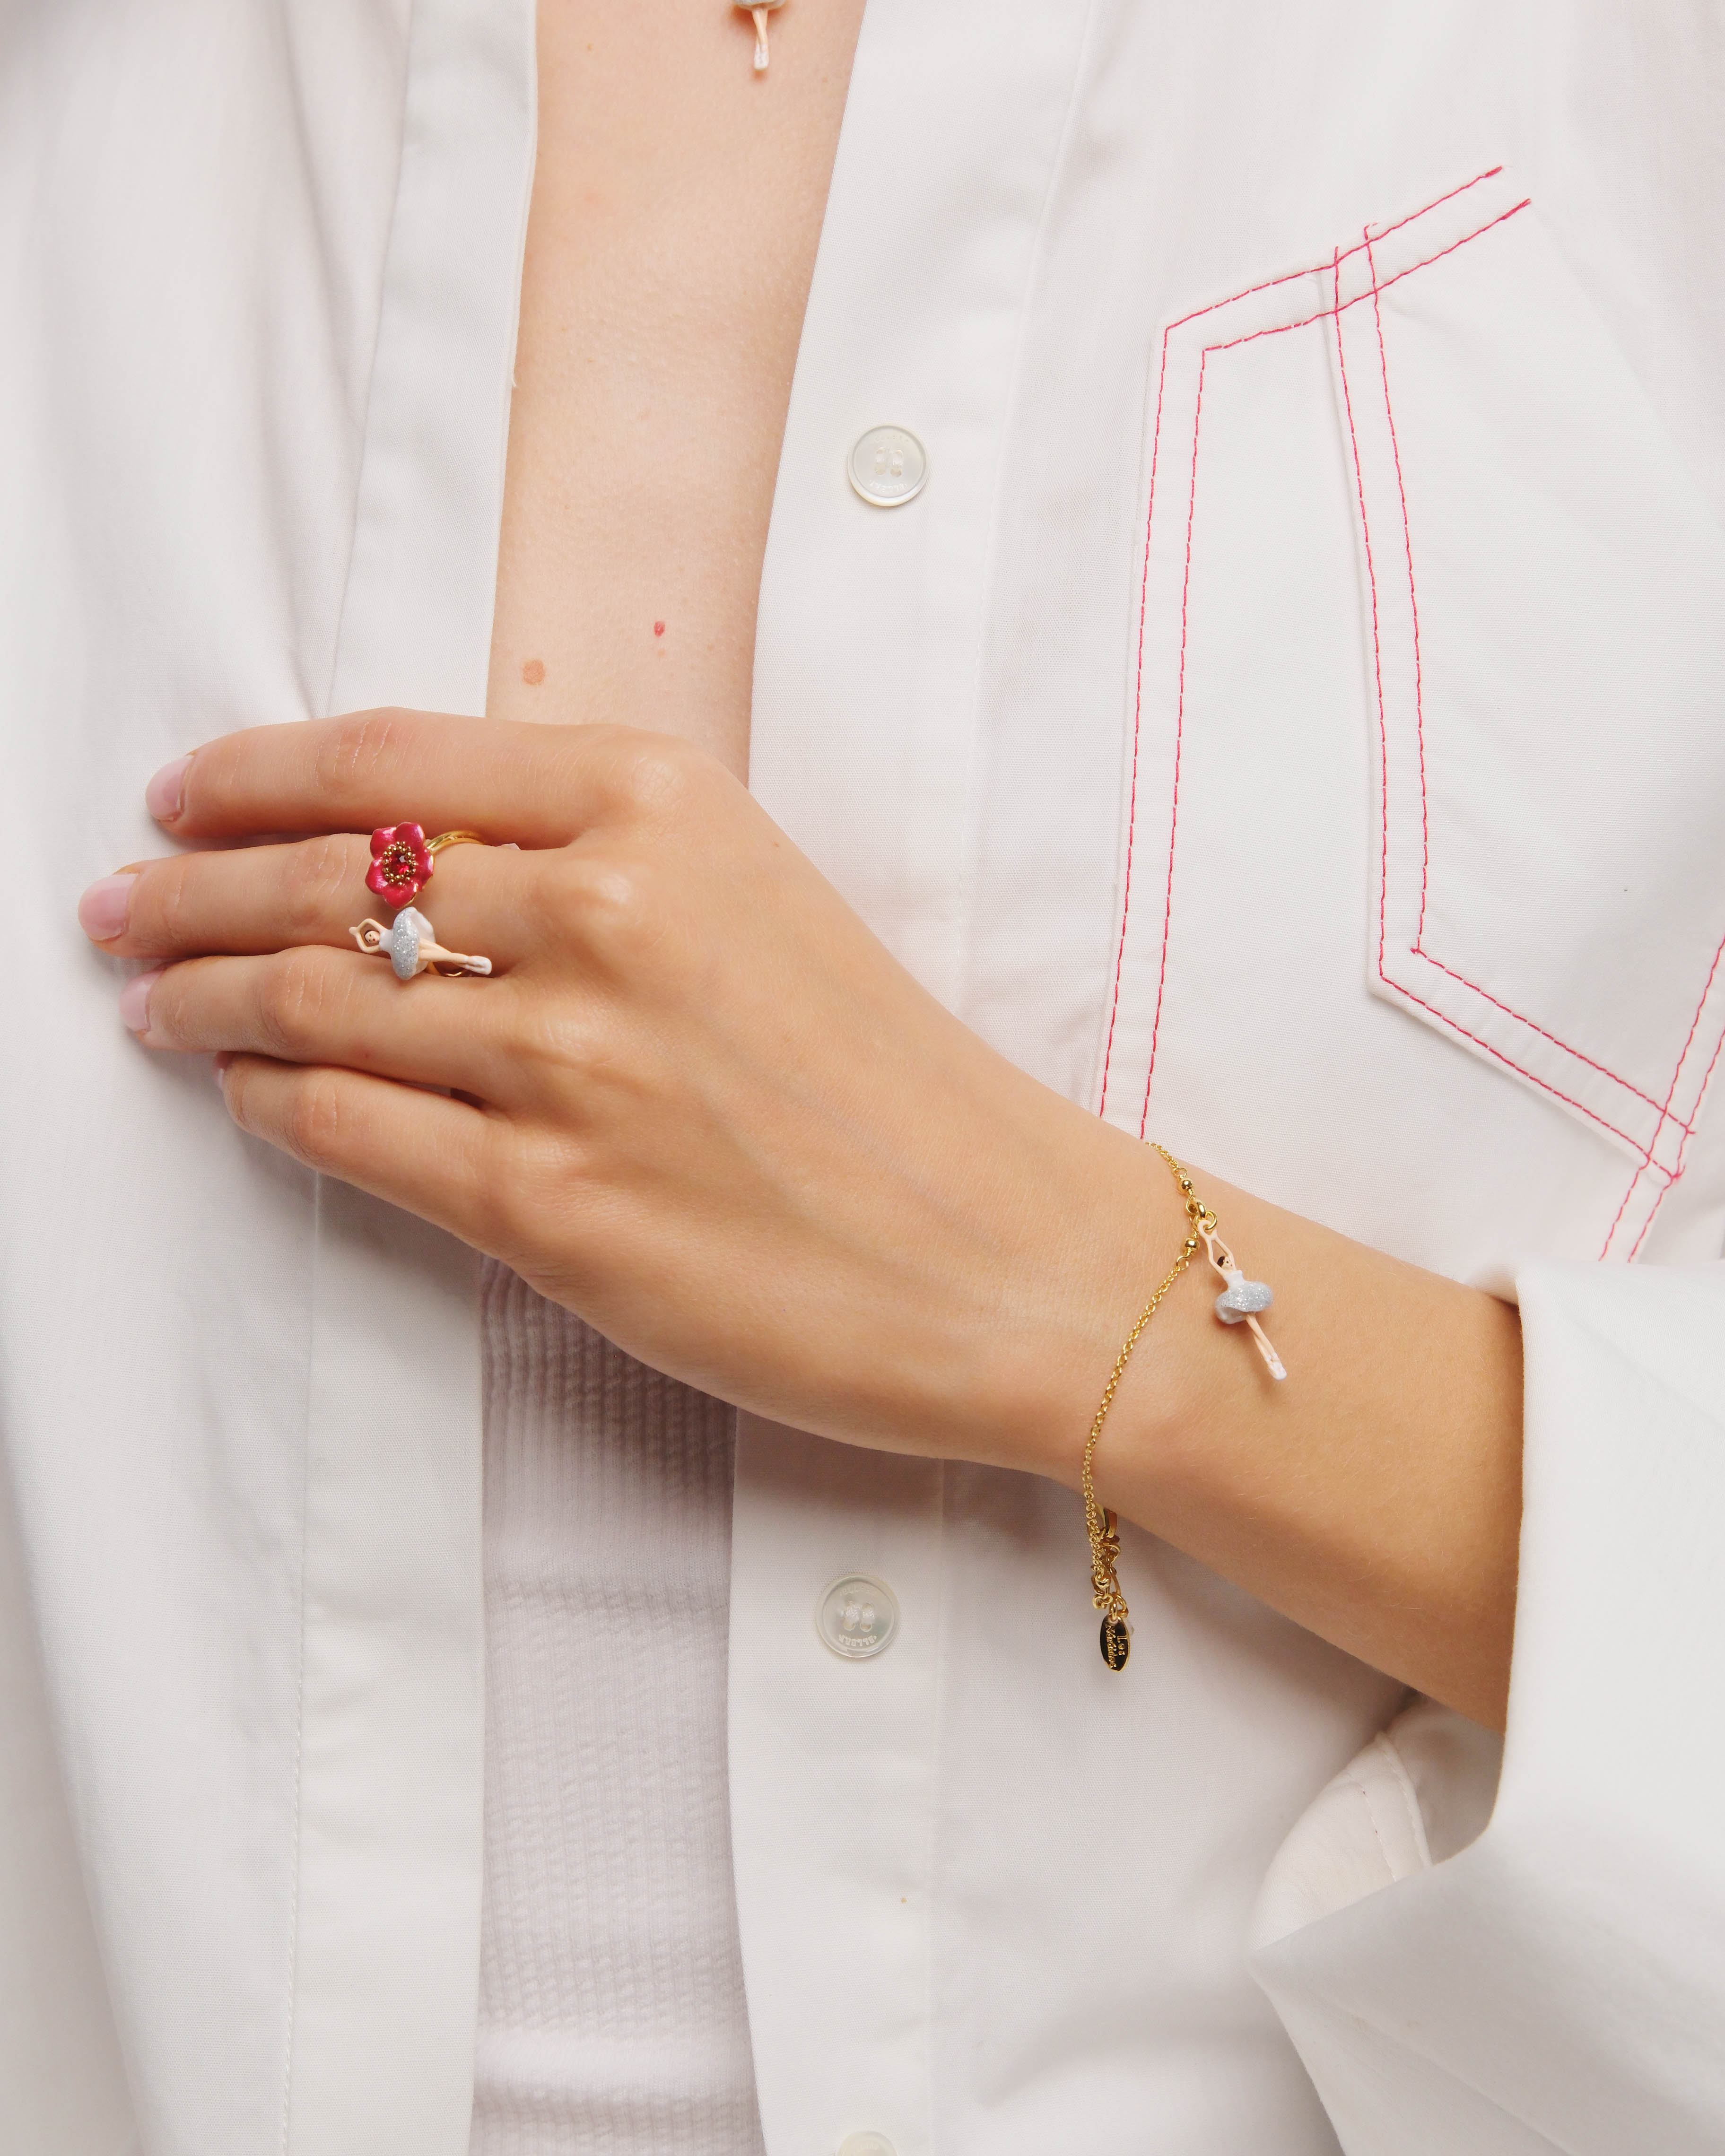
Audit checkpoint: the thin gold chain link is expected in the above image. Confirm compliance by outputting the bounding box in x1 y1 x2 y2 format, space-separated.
1081 1142 1218 1669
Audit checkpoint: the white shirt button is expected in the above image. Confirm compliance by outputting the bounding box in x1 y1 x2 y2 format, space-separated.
847 426 926 506
836 2136 897 2156
817 1574 899 1660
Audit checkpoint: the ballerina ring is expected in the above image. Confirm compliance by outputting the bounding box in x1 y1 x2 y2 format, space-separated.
349 908 492 980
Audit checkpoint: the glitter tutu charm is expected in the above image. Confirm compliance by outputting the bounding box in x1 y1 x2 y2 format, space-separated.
349 908 491 980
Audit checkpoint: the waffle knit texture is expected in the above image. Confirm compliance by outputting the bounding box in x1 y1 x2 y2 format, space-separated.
469 1262 766 2155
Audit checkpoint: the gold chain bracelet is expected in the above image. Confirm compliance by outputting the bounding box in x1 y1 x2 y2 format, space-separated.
1082 1143 1286 1672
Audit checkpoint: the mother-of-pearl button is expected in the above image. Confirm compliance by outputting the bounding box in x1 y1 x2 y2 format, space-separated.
836 2135 897 2156
847 426 926 506
817 1574 899 1659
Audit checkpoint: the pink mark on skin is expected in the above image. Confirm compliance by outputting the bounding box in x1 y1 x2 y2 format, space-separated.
521 658 545 686
653 620 666 637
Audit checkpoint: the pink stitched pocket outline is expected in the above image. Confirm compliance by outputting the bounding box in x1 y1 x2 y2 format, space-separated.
1099 165 1725 1261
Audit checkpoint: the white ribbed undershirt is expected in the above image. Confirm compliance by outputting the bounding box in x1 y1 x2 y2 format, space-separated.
470 1262 766 2155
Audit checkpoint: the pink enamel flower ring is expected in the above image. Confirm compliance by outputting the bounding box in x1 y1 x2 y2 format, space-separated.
367 823 435 909
365 826 487 910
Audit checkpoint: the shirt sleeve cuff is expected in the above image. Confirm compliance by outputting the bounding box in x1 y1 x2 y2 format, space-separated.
1246 1258 1725 2151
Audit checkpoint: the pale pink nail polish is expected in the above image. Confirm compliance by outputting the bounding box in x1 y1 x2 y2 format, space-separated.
78 873 138 942
145 754 193 823
119 968 163 1034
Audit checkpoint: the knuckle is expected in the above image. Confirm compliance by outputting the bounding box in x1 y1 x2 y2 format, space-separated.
474 1125 577 1253
282 833 359 937
145 855 200 951
482 974 549 1061
594 874 660 965
512 987 612 1082
282 1071 348 1167
564 851 666 960
314 708 417 799
612 733 708 819
468 1130 533 1247
145 961 192 1042
256 948 337 1057
218 1055 251 1121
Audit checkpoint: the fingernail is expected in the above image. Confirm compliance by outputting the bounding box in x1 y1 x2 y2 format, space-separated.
78 873 138 942
119 968 163 1034
145 754 193 823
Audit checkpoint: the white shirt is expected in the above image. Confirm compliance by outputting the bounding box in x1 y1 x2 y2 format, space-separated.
2 5 1724 2154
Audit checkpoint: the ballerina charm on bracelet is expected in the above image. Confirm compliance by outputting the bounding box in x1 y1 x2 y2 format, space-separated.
349 908 492 981
1083 1147 1288 1671
1150 1144 1287 1381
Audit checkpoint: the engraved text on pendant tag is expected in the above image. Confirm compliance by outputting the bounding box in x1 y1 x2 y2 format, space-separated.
1100 1614 1130 1671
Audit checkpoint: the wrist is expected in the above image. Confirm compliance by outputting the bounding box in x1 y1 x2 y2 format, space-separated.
963 1108 1203 1494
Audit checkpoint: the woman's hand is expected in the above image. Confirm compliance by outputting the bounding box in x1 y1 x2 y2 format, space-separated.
81 710 1157 1475
80 709 1524 1725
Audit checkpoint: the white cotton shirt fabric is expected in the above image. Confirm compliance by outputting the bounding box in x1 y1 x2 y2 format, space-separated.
2 6 1725 2156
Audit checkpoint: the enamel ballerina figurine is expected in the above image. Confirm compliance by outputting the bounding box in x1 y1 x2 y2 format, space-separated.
349 908 492 981
1201 1223 1286 1379
1149 1142 1287 1381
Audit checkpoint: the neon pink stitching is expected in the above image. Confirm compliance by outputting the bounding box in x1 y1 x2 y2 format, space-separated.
1332 247 1393 993
1596 1165 1645 1260
1130 204 1529 1130
1362 221 1725 1236
1138 210 1537 1134
1387 982 1655 1158
1332 225 1663 1168
1644 926 1725 1160
1159 165 1503 342
1100 316 1179 1110
1621 1177 1667 1261
1359 219 1701 1138
1415 950 1692 1129
1098 384 1159 1111
1612 1012 1723 1262
1098 337 1170 1112
1136 347 1208 1134
1205 201 1532 361
1109 169 1725 1239
1099 164 1504 1111
1610 923 1725 1256
1365 226 1431 943
1627 1014 1725 1257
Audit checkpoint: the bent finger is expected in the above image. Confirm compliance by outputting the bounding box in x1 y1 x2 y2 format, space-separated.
82 831 533 968
127 946 518 1102
219 1055 513 1252
149 709 705 848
